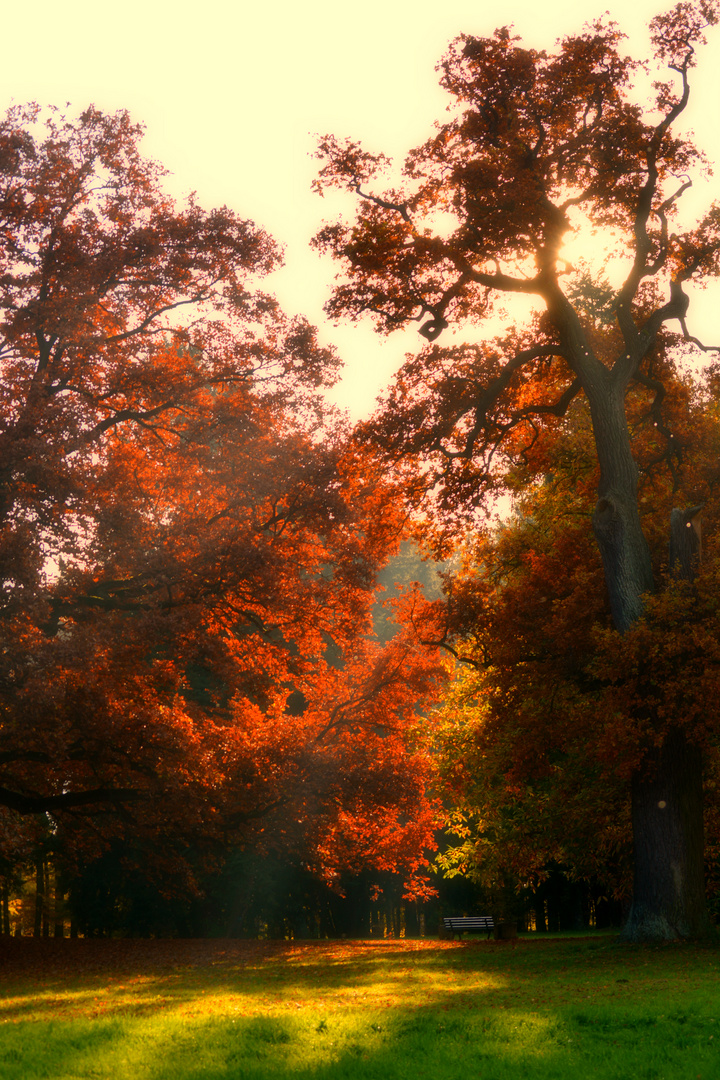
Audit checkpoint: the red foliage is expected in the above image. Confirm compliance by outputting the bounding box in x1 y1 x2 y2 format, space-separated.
0 106 442 893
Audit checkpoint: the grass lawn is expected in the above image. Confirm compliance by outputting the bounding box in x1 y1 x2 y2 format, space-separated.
1 933 719 1079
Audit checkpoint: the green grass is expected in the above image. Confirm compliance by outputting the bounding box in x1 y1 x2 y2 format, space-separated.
1 934 720 1078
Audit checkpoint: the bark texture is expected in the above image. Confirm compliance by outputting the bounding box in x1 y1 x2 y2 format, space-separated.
585 375 710 940
618 505 712 941
669 505 702 581
621 728 712 940
592 490 654 633
588 382 654 633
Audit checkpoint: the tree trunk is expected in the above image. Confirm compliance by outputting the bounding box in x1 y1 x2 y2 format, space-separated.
588 385 654 632
53 864 65 938
621 728 712 940
1 883 9 935
618 506 712 941
584 376 710 940
34 857 43 938
592 488 653 631
42 860 50 937
669 505 702 580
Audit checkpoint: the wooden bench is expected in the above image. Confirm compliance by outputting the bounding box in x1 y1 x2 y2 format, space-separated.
442 916 495 939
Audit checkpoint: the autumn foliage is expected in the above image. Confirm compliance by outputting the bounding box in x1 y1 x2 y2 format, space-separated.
425 353 720 905
0 105 443 900
6 2 720 940
315 2 720 938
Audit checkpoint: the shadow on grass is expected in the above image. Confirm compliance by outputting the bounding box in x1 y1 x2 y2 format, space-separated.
0 937 591 1025
2 996 720 1080
1 938 720 1078
0 933 703 1021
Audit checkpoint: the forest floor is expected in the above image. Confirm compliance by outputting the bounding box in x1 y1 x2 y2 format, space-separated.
0 934 719 1078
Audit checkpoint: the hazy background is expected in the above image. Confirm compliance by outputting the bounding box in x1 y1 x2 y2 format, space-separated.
3 0 718 418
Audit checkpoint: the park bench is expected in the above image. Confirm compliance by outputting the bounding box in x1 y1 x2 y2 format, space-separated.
442 915 495 939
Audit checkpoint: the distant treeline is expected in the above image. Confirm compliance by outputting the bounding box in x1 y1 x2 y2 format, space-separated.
1 846 623 940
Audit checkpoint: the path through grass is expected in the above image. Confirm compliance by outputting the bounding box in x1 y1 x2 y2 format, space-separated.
1 934 719 1078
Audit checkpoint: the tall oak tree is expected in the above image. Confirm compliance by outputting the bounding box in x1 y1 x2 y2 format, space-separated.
314 1 720 939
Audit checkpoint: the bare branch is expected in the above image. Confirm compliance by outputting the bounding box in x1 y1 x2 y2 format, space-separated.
678 317 720 353
353 184 412 223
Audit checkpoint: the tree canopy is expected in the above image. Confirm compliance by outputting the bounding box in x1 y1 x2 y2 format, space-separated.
0 105 443 900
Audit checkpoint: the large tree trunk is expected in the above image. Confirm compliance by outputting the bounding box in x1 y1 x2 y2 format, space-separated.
592 487 652 631
585 379 711 940
589 385 654 632
618 506 712 940
621 728 711 940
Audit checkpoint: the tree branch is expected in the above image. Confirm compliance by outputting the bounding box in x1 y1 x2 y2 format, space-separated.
0 785 141 814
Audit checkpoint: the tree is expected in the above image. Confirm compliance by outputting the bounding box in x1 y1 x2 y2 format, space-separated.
428 367 720 916
0 105 442 900
431 470 629 904
314 2 720 939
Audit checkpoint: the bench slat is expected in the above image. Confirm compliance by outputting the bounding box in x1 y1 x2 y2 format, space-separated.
442 916 494 937
442 917 494 926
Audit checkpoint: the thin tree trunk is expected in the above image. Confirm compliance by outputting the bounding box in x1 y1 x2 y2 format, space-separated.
42 859 50 937
53 864 65 938
34 857 43 938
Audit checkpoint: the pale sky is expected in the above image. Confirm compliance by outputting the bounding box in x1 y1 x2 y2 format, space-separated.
3 0 719 418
